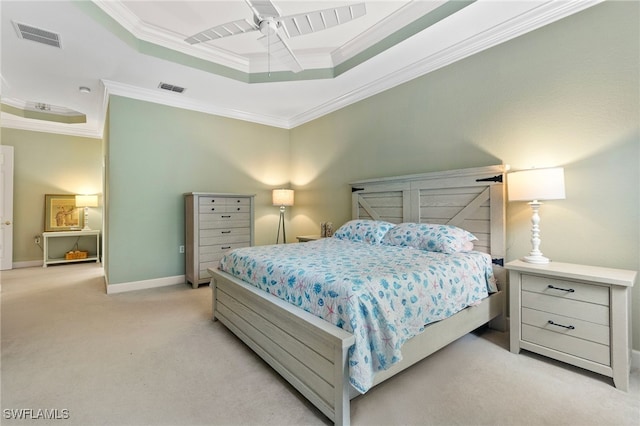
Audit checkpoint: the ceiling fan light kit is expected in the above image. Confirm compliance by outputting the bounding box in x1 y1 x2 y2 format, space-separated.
185 0 366 73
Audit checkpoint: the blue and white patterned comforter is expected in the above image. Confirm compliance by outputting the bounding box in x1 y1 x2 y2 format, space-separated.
218 237 497 393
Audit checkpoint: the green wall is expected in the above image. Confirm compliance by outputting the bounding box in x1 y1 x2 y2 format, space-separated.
105 96 290 285
1 128 102 263
290 1 640 348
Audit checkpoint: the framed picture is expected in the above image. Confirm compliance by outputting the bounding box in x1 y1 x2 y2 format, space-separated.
44 194 83 231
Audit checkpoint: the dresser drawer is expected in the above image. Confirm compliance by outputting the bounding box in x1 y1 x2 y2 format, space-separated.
199 196 249 206
521 291 609 326
522 274 609 305
522 324 610 366
199 213 250 229
199 204 251 214
200 232 250 246
198 243 247 262
522 307 609 345
199 261 221 280
200 227 250 239
198 242 250 280
199 197 251 214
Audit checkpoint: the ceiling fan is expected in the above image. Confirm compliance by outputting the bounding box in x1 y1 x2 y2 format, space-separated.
185 0 366 73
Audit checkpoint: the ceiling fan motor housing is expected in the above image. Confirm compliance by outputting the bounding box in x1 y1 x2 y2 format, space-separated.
257 18 279 36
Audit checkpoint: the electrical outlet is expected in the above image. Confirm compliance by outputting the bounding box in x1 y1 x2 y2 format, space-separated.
179 245 185 254
34 236 41 245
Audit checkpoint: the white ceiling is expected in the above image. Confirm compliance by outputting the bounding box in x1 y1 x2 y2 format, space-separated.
0 0 602 138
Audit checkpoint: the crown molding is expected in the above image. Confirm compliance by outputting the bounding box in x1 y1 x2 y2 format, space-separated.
0 114 103 139
101 80 291 129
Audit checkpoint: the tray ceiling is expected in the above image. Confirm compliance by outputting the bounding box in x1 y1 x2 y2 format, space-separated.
0 0 602 137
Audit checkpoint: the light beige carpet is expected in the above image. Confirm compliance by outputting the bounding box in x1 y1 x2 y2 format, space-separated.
1 263 638 425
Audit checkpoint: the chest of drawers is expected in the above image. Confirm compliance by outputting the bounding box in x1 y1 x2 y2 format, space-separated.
506 260 636 391
185 193 254 288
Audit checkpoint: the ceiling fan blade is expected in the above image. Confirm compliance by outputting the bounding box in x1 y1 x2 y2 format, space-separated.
185 18 258 45
278 3 366 38
258 31 303 73
245 0 281 19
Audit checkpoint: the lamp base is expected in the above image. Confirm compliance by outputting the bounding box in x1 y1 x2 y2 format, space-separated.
523 201 550 264
82 207 91 231
522 254 550 264
276 208 286 244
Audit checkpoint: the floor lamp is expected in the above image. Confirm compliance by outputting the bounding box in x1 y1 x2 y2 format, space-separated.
508 167 565 263
272 189 294 244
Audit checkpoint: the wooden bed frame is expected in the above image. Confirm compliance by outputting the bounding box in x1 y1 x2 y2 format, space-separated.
209 165 506 426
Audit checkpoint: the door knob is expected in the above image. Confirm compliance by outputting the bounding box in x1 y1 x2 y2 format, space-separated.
4 221 10 225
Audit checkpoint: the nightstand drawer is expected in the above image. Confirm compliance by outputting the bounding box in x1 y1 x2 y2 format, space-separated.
522 291 609 326
522 324 610 365
522 274 609 305
522 307 610 345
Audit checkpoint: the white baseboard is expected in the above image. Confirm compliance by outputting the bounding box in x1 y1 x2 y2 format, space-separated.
13 260 43 268
106 274 187 294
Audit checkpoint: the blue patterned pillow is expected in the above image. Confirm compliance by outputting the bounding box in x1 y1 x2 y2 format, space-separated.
333 220 395 245
382 222 477 253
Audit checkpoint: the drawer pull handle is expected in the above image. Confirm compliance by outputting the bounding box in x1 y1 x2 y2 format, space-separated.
211 208 216 211
221 231 231 234
221 215 231 218
547 284 575 293
221 246 231 250
548 320 575 330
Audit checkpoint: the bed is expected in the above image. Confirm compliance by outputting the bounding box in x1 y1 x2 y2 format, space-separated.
209 165 506 425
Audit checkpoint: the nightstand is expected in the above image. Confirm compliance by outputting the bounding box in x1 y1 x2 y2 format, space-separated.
506 260 636 391
296 235 322 242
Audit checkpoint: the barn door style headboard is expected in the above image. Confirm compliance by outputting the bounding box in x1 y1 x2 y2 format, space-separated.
350 165 506 266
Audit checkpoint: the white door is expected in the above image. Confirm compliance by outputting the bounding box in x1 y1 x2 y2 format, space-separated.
0 145 14 270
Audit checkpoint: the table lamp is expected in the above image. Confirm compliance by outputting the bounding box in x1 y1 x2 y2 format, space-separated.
75 194 98 231
508 167 565 263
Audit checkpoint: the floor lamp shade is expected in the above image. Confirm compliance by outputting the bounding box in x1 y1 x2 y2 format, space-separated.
75 194 98 231
508 167 565 264
272 189 294 207
272 189 294 244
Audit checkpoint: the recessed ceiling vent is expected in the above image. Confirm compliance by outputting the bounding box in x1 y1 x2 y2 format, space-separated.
158 82 185 94
12 21 61 48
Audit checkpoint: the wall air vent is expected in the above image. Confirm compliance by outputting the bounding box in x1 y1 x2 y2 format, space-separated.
12 21 61 48
158 82 185 94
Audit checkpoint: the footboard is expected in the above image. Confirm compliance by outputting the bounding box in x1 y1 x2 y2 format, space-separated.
209 268 356 426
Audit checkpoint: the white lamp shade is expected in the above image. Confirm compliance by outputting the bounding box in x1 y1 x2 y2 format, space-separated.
508 167 566 202
272 189 294 207
75 194 98 207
